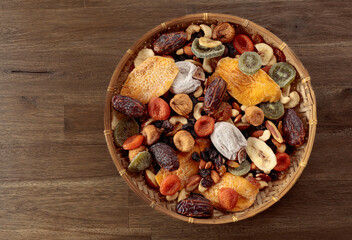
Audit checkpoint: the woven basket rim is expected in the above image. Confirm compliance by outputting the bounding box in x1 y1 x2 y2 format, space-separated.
104 13 317 224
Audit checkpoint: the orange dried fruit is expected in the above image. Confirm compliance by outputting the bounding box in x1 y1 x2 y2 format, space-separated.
219 188 239 210
122 135 144 150
214 57 281 106
120 56 179 104
159 174 181 196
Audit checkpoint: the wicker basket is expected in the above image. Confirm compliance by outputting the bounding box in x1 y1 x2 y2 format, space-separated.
104 13 317 224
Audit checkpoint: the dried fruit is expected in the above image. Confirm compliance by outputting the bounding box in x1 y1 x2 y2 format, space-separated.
191 152 201 162
128 145 146 162
159 174 181 196
122 135 144 150
214 58 281 106
210 122 247 160
198 169 211 178
251 33 264 44
255 43 274 66
238 51 262 75
150 142 179 171
134 48 155 67
212 22 235 43
269 62 297 88
153 31 188 55
120 56 179 104
283 109 306 147
173 130 195 152
265 120 284 143
141 124 162 145
199 176 214 192
170 94 193 116
112 95 147 118
228 159 251 176
170 61 201 94
245 106 264 126
148 97 171 120
194 116 215 137
145 169 159 188
191 38 225 59
233 34 254 54
219 188 239 210
199 37 222 48
204 77 228 114
274 152 291 171
114 116 139 147
246 137 277 174
213 102 232 122
259 101 285 120
273 47 286 62
176 195 213 218
192 66 206 81
128 151 152 172
183 45 194 56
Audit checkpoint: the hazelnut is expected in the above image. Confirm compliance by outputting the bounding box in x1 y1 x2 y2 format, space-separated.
141 125 162 145
170 94 193 116
173 130 195 152
129 145 146 162
245 106 264 126
212 22 235 43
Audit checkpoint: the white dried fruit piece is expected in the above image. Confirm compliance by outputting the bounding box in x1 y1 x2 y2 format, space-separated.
133 48 155 67
267 55 277 66
200 24 212 38
193 86 203 98
193 102 204 120
210 122 247 160
186 24 201 41
202 58 213 73
170 61 201 94
255 43 274 66
198 37 222 48
284 91 300 109
258 130 271 141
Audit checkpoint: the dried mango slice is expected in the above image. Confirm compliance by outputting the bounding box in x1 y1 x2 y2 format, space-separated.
214 57 281 106
155 138 210 188
120 56 179 104
203 172 259 212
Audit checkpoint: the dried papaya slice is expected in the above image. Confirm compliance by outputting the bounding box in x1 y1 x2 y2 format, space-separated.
214 57 281 106
120 56 179 104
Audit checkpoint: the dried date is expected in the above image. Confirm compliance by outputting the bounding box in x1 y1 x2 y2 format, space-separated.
149 142 179 171
283 109 306 147
273 47 286 62
153 31 188 55
251 33 265 44
176 195 213 218
112 95 147 118
204 77 228 114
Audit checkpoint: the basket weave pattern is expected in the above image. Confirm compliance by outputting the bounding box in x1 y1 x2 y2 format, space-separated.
104 13 317 224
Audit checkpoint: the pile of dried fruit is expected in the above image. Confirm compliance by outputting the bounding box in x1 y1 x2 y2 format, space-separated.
111 21 306 218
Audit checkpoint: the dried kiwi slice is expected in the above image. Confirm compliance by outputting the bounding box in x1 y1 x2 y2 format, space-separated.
128 151 152 172
191 38 225 59
238 51 262 75
259 101 284 120
114 116 139 147
228 159 250 176
269 62 296 88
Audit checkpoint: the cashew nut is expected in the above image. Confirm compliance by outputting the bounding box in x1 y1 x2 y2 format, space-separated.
282 84 291 97
280 91 291 104
193 102 204 120
185 59 202 67
169 116 188 125
259 130 271 141
284 91 300 109
231 109 239 118
193 86 203 98
202 58 213 73
186 24 201 41
133 48 154 67
166 191 179 201
176 48 184 55
200 24 212 38
240 105 248 112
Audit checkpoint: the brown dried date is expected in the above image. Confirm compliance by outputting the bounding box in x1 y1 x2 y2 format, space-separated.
149 142 179 171
273 47 286 62
204 77 228 114
176 194 213 218
251 33 265 44
153 31 188 55
212 102 232 121
112 95 147 118
283 109 306 147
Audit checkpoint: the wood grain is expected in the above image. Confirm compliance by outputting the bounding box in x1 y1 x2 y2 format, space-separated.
0 0 351 239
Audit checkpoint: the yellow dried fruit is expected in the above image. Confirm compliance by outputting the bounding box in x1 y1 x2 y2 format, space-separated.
214 57 281 106
120 56 179 104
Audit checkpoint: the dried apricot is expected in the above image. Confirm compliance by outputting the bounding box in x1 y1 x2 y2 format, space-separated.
218 188 239 210
274 152 291 171
122 135 144 150
148 97 171 120
160 174 181 196
194 116 215 137
233 34 254 54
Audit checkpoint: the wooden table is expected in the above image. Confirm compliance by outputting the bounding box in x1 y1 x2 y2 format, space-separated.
0 0 351 239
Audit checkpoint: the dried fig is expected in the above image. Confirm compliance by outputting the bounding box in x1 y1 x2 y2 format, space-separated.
212 22 235 43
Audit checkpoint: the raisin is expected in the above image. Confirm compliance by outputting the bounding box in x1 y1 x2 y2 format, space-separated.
283 109 306 147
112 95 147 118
200 151 210 162
269 170 278 181
161 120 173 133
198 169 211 178
181 123 193 130
190 95 198 107
191 152 201 162
176 196 213 218
225 42 238 58
188 118 196 125
213 155 223 171
200 176 213 188
208 148 219 160
153 120 163 128
189 129 198 139
149 142 179 171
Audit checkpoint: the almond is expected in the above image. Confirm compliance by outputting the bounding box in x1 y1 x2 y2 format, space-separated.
185 175 201 191
144 169 159 188
210 170 220 184
265 120 283 143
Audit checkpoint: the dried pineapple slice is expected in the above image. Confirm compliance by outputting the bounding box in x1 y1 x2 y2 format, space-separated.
203 172 259 212
214 57 281 106
120 56 179 104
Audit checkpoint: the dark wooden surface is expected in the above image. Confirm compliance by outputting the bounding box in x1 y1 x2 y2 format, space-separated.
0 0 351 239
